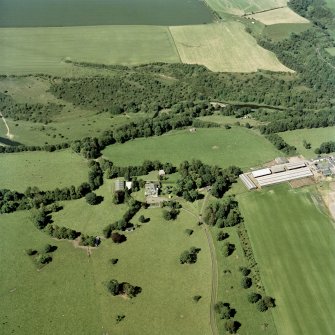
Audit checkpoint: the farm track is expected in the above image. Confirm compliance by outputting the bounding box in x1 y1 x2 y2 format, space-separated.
0 112 13 139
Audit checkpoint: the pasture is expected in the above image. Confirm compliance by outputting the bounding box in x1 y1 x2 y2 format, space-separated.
102 127 281 169
238 184 335 335
263 23 311 41
246 7 309 25
280 127 335 158
169 22 292 72
0 0 213 27
0 150 89 192
0 26 180 75
0 207 212 335
204 0 287 16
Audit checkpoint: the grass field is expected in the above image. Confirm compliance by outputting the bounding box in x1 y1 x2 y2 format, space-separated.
102 127 281 169
247 7 309 25
198 114 263 127
280 127 335 158
204 0 287 16
326 47 335 56
0 207 212 335
0 0 213 27
0 26 180 75
0 150 89 192
238 184 335 335
263 23 311 41
169 22 292 72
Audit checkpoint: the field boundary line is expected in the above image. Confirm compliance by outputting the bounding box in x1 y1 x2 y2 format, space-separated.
168 27 182 63
244 5 286 16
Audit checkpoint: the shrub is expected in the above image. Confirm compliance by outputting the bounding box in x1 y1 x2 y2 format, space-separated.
241 277 252 289
217 231 229 241
42 244 53 253
257 299 268 312
214 302 235 320
36 253 52 265
110 258 118 265
111 232 126 244
263 296 276 308
222 242 235 257
26 248 37 256
224 320 241 334
116 314 125 323
107 279 120 296
138 215 146 223
85 192 99 205
193 295 202 303
180 247 200 264
185 229 194 236
248 292 261 304
239 266 251 276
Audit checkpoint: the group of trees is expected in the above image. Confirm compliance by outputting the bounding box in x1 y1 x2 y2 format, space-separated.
107 279 141 298
315 141 335 154
204 197 242 228
214 302 240 334
248 293 276 312
265 133 296 155
179 247 200 264
162 200 181 221
26 243 56 267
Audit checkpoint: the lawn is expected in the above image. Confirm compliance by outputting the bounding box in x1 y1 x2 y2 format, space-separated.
246 7 309 25
0 26 180 75
238 184 335 335
0 149 89 192
0 206 212 335
169 22 292 73
280 126 335 158
204 0 287 16
102 127 281 170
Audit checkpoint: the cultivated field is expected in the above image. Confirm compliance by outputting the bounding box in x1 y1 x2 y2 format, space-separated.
0 0 213 27
204 0 287 16
0 150 89 192
246 7 309 25
0 26 180 75
238 184 335 335
0 208 212 335
102 127 281 169
169 22 292 72
280 127 335 158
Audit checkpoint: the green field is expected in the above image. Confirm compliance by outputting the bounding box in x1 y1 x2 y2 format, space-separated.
102 127 281 169
238 184 335 335
263 23 311 41
0 0 213 27
0 26 180 75
0 150 89 192
280 127 335 158
204 0 287 16
326 47 335 56
198 114 263 127
0 207 212 335
170 22 291 73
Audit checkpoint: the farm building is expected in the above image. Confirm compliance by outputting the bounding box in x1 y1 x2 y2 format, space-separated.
256 167 313 187
159 169 166 177
271 165 285 173
145 182 159 197
252 168 271 178
239 174 256 190
275 157 289 164
115 180 125 191
125 181 133 190
285 162 306 170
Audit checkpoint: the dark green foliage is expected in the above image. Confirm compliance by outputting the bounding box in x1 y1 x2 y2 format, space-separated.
0 189 26 214
45 224 78 240
113 190 125 204
248 292 262 304
138 215 146 223
265 133 296 155
241 277 252 289
193 295 202 302
31 208 50 230
85 192 99 205
315 141 335 154
107 279 121 296
224 320 241 334
263 296 276 308
239 266 251 276
217 231 229 241
111 232 127 244
185 229 194 236
36 253 52 265
115 314 125 323
303 139 311 149
42 244 54 253
106 279 141 298
162 208 180 221
257 299 268 312
180 247 200 264
80 235 96 247
214 302 235 320
88 161 103 190
110 258 118 265
25 248 37 256
222 242 235 257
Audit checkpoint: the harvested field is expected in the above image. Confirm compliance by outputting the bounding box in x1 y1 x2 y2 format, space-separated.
169 22 292 72
0 26 180 75
246 7 309 25
204 0 287 16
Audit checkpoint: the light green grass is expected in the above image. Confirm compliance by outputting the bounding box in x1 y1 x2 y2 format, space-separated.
326 47 335 56
0 26 180 75
198 114 262 127
169 22 292 72
0 149 89 192
280 127 335 158
238 184 335 335
204 0 287 16
0 207 212 335
102 127 281 170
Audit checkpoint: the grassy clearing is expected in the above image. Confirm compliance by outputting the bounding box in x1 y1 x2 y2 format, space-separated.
0 26 180 75
326 47 335 56
0 207 212 335
204 0 287 16
102 127 281 170
198 114 262 127
169 22 292 72
0 150 89 192
263 23 311 41
280 127 335 158
238 184 335 335
247 7 309 25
